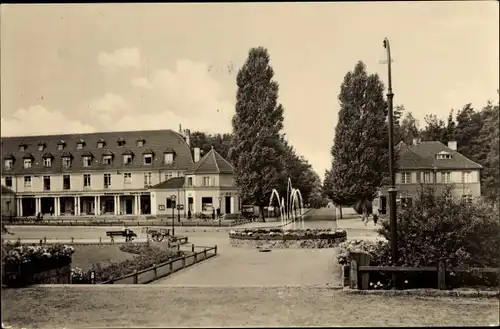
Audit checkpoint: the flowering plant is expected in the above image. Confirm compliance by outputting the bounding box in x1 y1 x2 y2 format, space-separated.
229 228 346 238
2 241 74 266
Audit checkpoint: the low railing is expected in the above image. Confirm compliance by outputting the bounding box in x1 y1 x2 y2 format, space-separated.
99 245 218 284
2 236 189 246
6 218 253 227
344 252 500 290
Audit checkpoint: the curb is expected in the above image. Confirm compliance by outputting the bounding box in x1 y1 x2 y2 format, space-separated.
340 287 500 299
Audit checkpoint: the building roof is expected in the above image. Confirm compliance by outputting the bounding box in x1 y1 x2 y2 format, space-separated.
186 147 234 174
150 177 185 190
1 129 194 175
1 185 15 195
398 141 482 170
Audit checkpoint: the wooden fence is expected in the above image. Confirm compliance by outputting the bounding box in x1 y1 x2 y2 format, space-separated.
98 245 218 284
345 252 500 290
3 236 189 246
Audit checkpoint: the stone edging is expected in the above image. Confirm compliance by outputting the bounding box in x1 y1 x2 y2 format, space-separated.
340 287 500 299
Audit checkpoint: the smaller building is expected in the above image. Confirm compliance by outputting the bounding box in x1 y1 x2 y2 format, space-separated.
150 147 240 217
1 185 16 218
375 139 483 213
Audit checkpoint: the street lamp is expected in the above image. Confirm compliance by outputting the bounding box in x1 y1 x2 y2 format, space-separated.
383 37 398 289
170 194 176 236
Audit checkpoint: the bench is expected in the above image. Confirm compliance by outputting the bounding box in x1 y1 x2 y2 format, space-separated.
106 229 137 242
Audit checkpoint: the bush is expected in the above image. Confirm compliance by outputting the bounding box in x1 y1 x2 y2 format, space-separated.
72 243 181 284
337 186 500 289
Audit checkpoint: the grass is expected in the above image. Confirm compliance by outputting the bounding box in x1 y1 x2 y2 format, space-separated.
2 286 498 328
71 245 135 270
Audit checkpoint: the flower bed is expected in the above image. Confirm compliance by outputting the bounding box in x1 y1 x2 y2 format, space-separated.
229 228 347 249
2 241 75 287
71 242 183 284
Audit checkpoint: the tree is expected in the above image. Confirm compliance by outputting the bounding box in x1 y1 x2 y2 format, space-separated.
452 103 484 161
190 132 232 159
228 47 286 219
399 111 420 145
327 61 389 220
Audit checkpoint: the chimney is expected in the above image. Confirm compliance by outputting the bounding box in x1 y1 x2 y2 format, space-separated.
448 141 457 151
184 129 191 147
194 147 201 162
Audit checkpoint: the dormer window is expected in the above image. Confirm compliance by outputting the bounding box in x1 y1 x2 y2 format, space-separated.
103 155 113 165
23 158 32 169
164 148 175 165
143 149 154 165
37 142 46 151
97 138 106 149
123 155 133 165
62 156 72 168
19 143 27 152
81 152 93 167
436 151 452 160
117 138 126 147
76 139 86 150
136 137 146 147
57 140 66 150
4 159 13 169
42 153 53 168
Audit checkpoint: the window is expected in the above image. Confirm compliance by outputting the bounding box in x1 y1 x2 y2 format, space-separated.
5 176 12 187
83 156 92 167
423 172 432 183
117 139 125 147
62 157 71 168
77 143 84 150
461 171 472 183
144 154 153 165
436 153 452 160
144 172 152 186
23 159 32 169
97 142 104 149
201 197 213 211
187 177 193 187
4 159 13 169
441 172 451 183
19 145 26 152
43 176 51 191
178 171 183 177
203 176 210 186
164 172 173 181
401 172 412 184
462 194 473 203
24 176 31 187
103 155 112 165
123 155 133 165
124 173 132 184
57 144 64 150
104 173 111 188
43 158 52 168
164 153 174 164
83 174 91 187
137 140 144 147
63 175 71 190
166 198 176 209
37 144 45 151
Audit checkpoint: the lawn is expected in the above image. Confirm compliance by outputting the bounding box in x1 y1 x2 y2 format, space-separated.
2 286 498 328
70 245 135 270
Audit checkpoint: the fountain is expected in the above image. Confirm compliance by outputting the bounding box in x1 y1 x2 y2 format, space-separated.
228 177 347 249
269 177 305 229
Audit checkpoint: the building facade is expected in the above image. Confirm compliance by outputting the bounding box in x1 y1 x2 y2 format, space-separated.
1 185 16 218
374 139 483 213
1 128 239 218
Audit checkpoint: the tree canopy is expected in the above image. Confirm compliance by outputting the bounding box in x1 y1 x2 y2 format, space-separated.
326 61 389 208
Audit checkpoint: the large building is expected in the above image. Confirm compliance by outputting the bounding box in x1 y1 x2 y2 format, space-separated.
1 128 240 218
375 139 483 213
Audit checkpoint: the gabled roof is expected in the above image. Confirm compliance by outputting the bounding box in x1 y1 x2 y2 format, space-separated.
1 129 194 174
186 147 234 174
102 149 114 156
398 141 482 170
42 152 53 158
150 177 185 190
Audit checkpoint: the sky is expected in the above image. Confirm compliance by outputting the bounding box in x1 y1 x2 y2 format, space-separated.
1 2 499 180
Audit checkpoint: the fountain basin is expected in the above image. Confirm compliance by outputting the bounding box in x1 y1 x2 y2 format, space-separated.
228 228 347 249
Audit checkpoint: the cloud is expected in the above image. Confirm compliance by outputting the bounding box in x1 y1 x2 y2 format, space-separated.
98 48 141 68
86 93 130 115
130 77 153 89
1 105 95 137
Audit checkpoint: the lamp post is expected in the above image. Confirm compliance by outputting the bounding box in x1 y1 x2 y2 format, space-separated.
177 189 181 223
218 196 222 223
383 37 398 289
170 194 176 236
